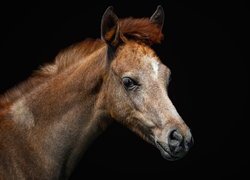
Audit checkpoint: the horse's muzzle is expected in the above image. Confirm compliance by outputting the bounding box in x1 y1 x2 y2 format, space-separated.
155 129 194 161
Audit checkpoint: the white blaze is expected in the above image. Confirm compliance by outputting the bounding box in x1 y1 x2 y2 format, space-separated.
144 55 159 79
151 60 159 78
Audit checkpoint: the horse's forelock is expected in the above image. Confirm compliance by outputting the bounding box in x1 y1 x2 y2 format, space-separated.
119 18 164 45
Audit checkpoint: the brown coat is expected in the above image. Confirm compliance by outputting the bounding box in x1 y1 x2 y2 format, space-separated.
0 6 193 179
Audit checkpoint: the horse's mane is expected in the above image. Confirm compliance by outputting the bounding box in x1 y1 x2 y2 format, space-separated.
0 18 163 106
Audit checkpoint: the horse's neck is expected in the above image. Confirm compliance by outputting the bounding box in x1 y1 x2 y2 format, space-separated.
7 49 109 178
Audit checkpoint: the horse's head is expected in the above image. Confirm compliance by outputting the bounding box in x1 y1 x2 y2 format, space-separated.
101 6 193 161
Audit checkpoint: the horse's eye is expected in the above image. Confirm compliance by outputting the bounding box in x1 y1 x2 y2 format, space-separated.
122 77 137 90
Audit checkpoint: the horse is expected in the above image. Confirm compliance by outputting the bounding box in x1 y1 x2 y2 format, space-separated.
0 6 193 179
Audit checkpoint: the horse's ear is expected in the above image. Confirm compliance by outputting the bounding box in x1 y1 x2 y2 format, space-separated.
150 5 165 31
101 6 121 47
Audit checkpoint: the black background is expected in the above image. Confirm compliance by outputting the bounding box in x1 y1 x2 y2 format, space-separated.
0 0 248 179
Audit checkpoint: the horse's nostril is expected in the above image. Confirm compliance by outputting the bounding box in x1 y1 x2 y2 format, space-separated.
170 129 183 142
168 129 184 154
